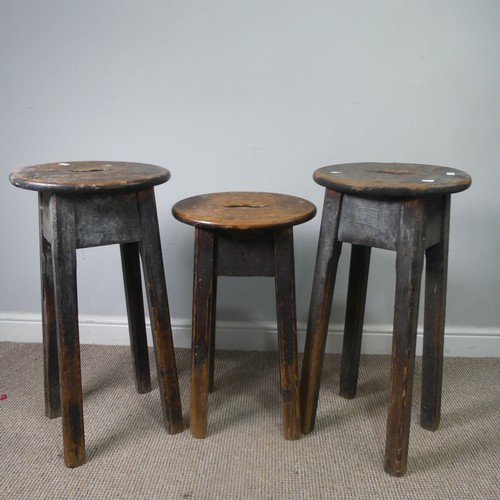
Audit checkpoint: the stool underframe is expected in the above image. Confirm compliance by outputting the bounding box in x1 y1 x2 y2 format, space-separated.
190 226 301 440
300 190 451 476
39 188 183 467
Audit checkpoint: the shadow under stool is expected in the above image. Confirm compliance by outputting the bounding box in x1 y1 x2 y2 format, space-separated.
172 192 316 440
9 161 184 467
299 163 471 476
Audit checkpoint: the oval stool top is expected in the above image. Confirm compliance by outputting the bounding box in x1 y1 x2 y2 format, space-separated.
9 161 170 194
314 163 471 197
172 192 316 231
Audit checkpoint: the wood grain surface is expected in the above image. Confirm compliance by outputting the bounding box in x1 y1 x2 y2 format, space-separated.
172 192 316 230
313 163 471 196
9 161 170 193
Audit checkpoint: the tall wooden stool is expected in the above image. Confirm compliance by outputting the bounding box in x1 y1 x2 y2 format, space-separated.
9 161 184 467
172 192 316 439
299 163 471 476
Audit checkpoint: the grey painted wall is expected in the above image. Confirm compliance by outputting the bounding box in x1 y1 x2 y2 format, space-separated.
1 1 499 350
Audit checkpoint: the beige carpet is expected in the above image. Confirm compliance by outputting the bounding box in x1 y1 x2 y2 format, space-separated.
0 342 498 499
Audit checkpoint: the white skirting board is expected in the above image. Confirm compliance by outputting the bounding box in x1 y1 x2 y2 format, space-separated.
0 313 498 357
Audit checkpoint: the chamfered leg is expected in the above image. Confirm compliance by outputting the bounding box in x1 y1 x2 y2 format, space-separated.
339 244 371 399
300 189 343 434
138 189 184 434
120 241 152 394
384 198 425 477
421 195 451 431
51 194 86 468
274 227 301 440
190 227 216 438
39 192 61 419
208 273 218 394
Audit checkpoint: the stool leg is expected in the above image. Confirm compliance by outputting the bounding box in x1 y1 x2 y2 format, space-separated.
339 244 371 399
274 227 300 440
40 194 61 419
208 273 218 394
384 198 425 477
120 242 152 394
421 195 450 431
51 195 85 468
137 189 183 434
190 228 216 438
300 190 343 434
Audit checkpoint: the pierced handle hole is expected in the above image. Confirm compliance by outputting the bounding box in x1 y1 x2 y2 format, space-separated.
223 204 269 209
69 168 105 173
375 170 414 176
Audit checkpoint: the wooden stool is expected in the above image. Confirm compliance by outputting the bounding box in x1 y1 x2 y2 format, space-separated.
9 161 184 467
172 192 316 439
299 163 471 476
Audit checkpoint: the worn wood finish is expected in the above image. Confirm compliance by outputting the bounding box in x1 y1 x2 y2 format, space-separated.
420 195 451 431
190 228 216 438
177 192 314 439
338 195 400 250
39 193 61 419
120 242 151 394
339 244 371 399
274 228 301 440
384 198 425 477
51 194 86 468
172 191 316 231
9 161 170 193
74 192 143 248
314 162 471 197
10 161 182 467
137 189 184 435
338 194 447 251
301 163 471 476
208 271 218 394
215 231 275 276
300 190 343 434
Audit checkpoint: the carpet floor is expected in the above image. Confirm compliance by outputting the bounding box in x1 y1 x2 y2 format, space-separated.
0 342 498 499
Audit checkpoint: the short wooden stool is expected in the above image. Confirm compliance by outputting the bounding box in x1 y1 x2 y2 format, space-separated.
299 163 471 476
9 161 184 467
172 192 316 439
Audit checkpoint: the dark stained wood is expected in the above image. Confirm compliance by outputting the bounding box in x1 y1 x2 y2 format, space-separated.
338 194 444 252
215 231 275 276
420 195 451 431
338 195 400 250
208 271 218 394
39 192 60 419
9 161 170 193
120 242 151 394
10 161 183 467
137 189 184 435
176 192 315 439
300 163 471 476
314 163 471 197
274 227 301 440
422 195 444 249
172 192 316 231
51 194 86 468
74 192 143 248
384 198 425 477
339 244 371 399
299 190 343 434
190 228 216 438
